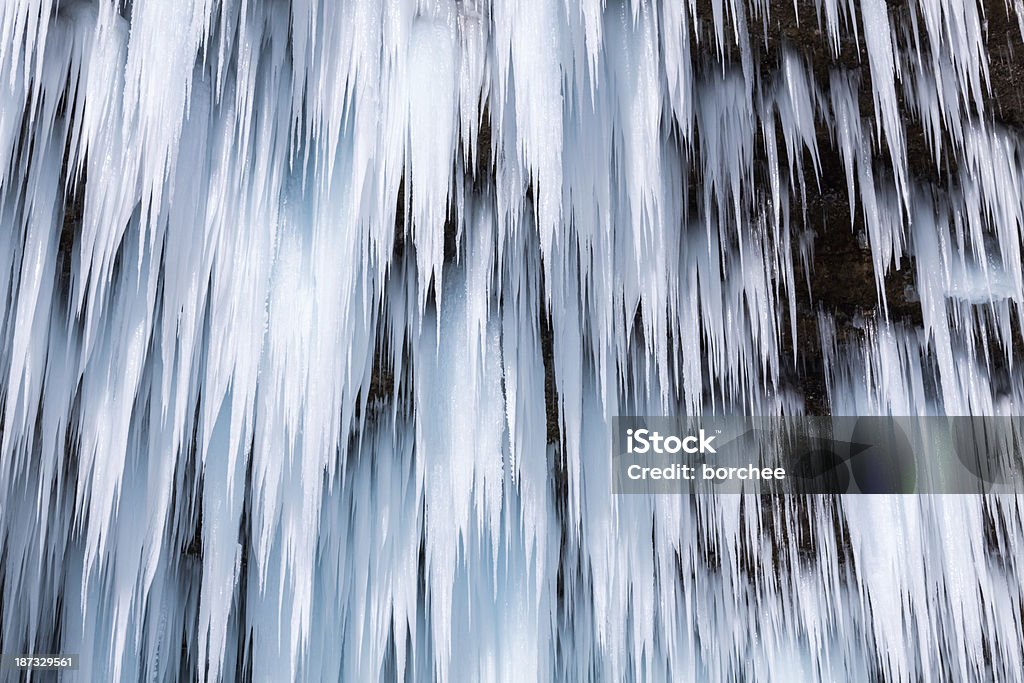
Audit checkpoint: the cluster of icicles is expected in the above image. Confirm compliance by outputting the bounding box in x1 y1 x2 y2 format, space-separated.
1 0 1023 680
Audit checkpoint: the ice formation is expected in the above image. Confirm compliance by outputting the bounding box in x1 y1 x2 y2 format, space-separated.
1 0 1023 680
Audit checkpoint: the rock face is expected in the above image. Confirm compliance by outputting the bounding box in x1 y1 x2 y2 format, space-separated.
1 0 1024 681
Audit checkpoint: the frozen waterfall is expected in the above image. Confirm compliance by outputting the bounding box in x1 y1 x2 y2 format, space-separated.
1 0 1023 680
